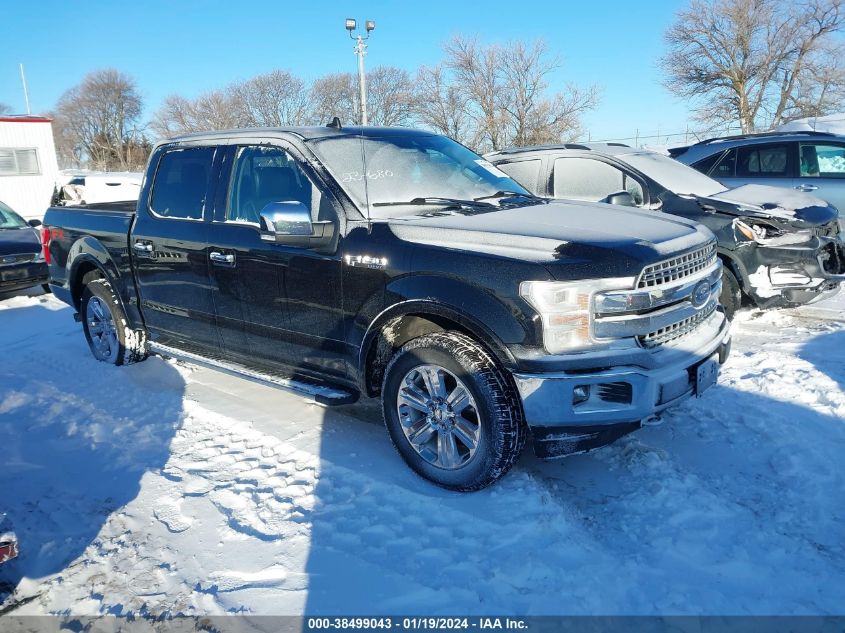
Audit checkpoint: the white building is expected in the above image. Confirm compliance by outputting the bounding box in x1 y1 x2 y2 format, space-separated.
0 115 60 220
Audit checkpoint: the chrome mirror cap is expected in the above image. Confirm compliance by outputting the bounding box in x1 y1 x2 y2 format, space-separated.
259 201 312 236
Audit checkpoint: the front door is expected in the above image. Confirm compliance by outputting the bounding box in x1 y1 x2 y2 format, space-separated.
796 141 845 228
132 144 221 352
207 143 347 380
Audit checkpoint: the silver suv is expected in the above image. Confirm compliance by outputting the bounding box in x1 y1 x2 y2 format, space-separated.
671 131 845 222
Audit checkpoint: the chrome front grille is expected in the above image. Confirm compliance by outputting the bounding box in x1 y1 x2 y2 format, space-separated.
637 242 717 289
593 245 724 349
0 253 36 266
638 301 718 348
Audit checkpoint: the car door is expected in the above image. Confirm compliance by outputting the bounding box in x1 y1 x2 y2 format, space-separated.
131 144 222 352
795 141 845 220
550 156 646 206
207 142 346 380
714 142 795 190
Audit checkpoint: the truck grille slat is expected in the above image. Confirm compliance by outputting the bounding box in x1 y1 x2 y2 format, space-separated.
638 301 718 348
637 242 717 289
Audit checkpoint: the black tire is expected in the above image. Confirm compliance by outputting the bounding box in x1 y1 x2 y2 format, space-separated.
720 266 742 320
81 278 148 365
381 331 527 491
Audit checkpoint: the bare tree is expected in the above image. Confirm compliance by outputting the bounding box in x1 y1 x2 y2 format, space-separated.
53 69 147 170
0 103 11 115
662 0 845 133
415 64 473 143
311 72 359 125
311 66 415 126
445 36 509 151
500 41 599 146
231 70 312 127
366 66 416 126
441 35 598 152
150 90 244 138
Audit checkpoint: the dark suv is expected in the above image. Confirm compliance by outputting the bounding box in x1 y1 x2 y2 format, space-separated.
488 143 844 315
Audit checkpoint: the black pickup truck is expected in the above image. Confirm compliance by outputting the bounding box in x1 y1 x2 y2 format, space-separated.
43 126 731 490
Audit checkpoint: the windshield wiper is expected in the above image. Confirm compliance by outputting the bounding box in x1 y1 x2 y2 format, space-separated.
372 197 495 208
474 190 543 202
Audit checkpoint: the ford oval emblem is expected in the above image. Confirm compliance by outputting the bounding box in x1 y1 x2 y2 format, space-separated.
691 280 711 308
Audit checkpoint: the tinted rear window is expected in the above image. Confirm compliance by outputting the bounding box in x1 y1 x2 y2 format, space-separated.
150 147 216 219
736 144 789 177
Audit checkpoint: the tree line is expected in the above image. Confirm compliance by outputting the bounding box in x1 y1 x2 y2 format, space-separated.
47 0 845 171
52 34 598 171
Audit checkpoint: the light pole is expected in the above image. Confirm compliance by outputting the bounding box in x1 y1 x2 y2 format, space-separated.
345 18 375 126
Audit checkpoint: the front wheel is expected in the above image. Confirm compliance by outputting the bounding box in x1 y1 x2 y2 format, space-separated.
381 332 527 491
81 278 147 365
720 267 742 320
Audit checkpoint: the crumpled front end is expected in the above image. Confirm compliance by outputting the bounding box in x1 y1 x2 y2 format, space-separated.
736 219 845 307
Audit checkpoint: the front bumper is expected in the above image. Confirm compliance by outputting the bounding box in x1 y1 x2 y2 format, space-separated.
513 312 732 458
745 236 845 307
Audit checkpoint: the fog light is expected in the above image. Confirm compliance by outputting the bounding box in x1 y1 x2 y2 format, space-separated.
573 385 591 405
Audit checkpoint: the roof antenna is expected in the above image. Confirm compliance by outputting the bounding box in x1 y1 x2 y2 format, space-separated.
327 116 342 129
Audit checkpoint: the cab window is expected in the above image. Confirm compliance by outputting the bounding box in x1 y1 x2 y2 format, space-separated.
227 146 313 224
150 146 216 220
553 157 644 205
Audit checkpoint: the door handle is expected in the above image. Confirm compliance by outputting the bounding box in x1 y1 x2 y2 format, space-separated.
209 251 235 266
795 184 819 191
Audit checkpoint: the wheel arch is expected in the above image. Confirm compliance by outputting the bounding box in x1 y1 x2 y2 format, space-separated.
358 300 518 398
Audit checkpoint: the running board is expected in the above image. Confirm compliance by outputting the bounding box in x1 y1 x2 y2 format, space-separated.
148 341 358 406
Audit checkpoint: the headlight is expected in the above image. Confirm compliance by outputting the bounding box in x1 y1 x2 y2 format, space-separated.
32 251 45 263
734 218 815 245
734 219 784 242
520 279 633 354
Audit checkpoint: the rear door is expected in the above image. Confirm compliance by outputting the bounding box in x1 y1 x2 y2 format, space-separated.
131 144 221 352
207 141 347 379
713 142 795 190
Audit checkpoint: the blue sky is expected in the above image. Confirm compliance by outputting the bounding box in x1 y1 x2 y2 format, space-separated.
1 0 694 142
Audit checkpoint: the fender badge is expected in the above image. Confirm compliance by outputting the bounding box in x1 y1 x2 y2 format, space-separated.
345 255 388 269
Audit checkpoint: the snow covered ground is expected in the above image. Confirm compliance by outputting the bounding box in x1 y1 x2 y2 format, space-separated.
1 288 844 616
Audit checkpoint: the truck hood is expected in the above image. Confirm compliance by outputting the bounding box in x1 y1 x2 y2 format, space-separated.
696 184 838 228
389 200 714 279
0 226 41 256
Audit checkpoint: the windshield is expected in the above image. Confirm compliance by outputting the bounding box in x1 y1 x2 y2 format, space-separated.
0 202 27 229
623 151 727 197
308 132 530 218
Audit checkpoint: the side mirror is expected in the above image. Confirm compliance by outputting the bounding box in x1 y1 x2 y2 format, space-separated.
259 201 312 236
28 218 42 227
602 191 637 207
258 200 336 249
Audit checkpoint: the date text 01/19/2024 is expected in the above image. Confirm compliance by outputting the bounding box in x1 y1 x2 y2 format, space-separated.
305 617 529 630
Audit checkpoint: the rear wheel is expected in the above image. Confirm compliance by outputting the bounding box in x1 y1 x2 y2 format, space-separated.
81 278 147 365
381 331 527 491
720 267 742 320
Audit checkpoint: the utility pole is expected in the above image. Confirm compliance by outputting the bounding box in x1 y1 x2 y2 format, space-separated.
19 63 31 115
345 18 375 126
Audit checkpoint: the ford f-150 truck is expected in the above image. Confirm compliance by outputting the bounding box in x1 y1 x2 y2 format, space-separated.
43 125 731 490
